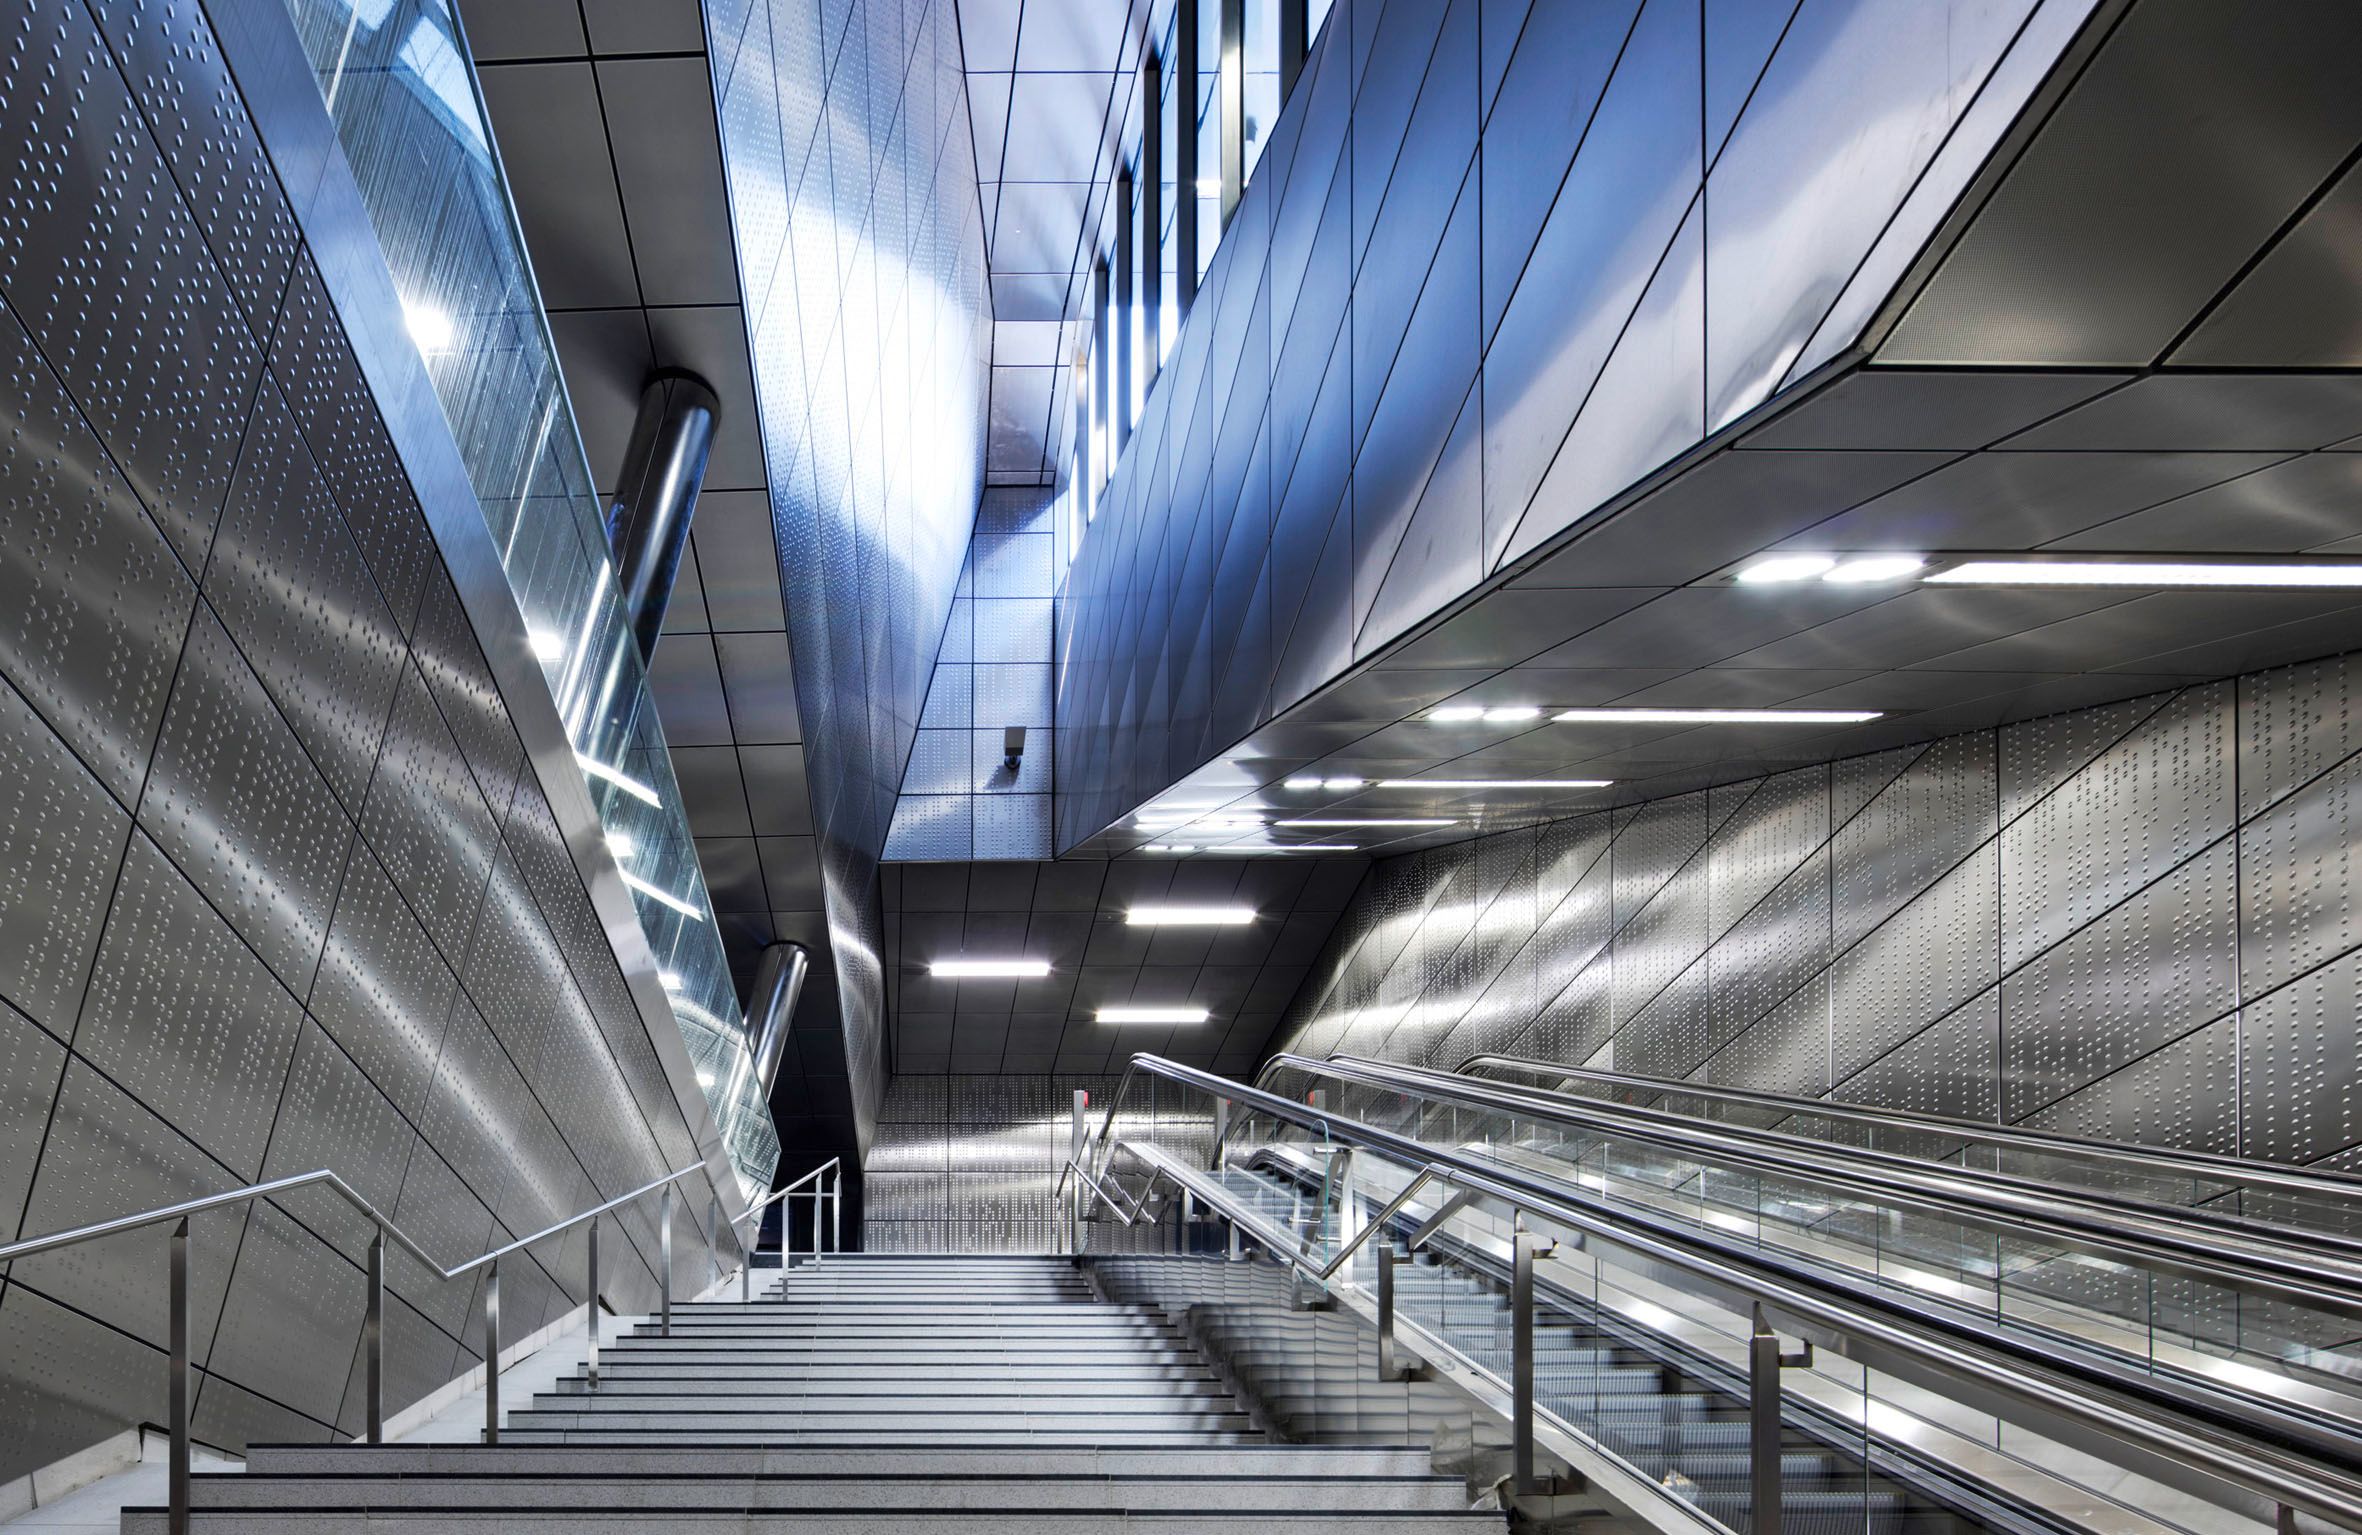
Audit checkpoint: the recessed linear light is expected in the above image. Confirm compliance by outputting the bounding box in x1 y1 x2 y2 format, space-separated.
1285 818 1457 827
1427 705 1543 724
1098 1006 1211 1025
1232 843 1359 853
576 752 663 806
1924 559 2362 589
1736 553 1926 585
621 871 705 920
1554 708 1882 725
931 958 1052 978
1378 779 1613 789
1127 905 1257 926
1141 843 1198 853
1283 776 1366 791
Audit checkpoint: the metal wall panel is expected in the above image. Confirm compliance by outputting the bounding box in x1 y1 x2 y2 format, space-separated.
1271 654 2362 1174
0 0 738 1480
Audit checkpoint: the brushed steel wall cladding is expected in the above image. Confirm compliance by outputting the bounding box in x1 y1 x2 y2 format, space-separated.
1833 733 1994 952
2241 950 2362 1167
0 1285 173 1477
74 835 306 1179
358 660 497 963
205 1204 366 1426
0 1000 64 1242
205 380 408 816
2239 750 2362 1001
1999 682 2232 969
2022 1015 2239 1155
16 1061 245 1353
307 845 456 1120
0 676 130 1034
1273 649 2362 1173
0 0 258 570
138 607 352 994
2001 842 2237 1120
0 302 195 807
260 1020 415 1263
90 0 300 339
265 261 434 638
409 573 527 821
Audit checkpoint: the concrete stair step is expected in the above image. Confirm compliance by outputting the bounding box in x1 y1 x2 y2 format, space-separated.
125 1511 1502 1532
552 1365 1221 1385
168 1474 1474 1513
501 1411 1257 1433
542 1379 1234 1401
244 1444 1442 1479
485 1429 1276 1447
527 1391 1239 1413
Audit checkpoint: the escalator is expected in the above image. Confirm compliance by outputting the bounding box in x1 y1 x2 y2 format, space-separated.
1070 1053 2362 1535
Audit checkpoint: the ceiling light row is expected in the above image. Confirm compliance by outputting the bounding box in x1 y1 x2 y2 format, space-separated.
1739 553 2362 589
1426 706 1880 725
1281 777 1616 791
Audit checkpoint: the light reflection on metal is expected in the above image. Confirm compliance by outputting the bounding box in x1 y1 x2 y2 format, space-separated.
606 372 719 661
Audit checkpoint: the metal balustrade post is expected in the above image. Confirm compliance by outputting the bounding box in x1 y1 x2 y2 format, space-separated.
1512 1217 1573 1496
169 1218 188 1535
586 1216 600 1390
831 1170 841 1254
1376 1242 1398 1382
659 1186 674 1337
483 1257 501 1446
1750 1303 1812 1535
364 1231 384 1442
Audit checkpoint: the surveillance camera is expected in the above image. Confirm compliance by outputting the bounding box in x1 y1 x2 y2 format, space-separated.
1003 724 1027 771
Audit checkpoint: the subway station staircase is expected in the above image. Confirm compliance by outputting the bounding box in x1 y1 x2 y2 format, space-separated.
128 1254 1499 1531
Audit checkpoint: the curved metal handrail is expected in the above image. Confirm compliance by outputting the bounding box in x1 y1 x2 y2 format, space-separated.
1100 1052 2362 1533
0 1157 735 1533
1253 1052 2362 1312
1450 1049 2362 1205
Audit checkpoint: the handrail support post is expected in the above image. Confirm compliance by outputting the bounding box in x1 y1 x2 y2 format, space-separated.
169 1217 189 1535
1751 1301 1813 1535
483 1257 501 1446
660 1186 674 1337
1377 1242 1399 1381
1513 1217 1576 1497
364 1230 384 1442
586 1215 600 1390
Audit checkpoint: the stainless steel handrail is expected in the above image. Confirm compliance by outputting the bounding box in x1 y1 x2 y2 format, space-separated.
728 1155 844 1299
1255 1052 2362 1315
0 1157 737 1533
1055 1158 1141 1230
1092 1053 2362 1533
1451 1049 2362 1205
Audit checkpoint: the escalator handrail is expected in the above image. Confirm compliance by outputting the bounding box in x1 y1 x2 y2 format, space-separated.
1103 1051 2362 1531
1448 1050 2362 1203
1252 1051 2362 1313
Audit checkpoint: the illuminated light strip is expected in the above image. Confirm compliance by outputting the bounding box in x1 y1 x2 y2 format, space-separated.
1553 708 1881 725
1378 779 1613 789
1098 1006 1211 1024
1284 819 1457 827
1126 906 1256 925
1230 843 1359 853
1925 560 2362 588
576 751 662 805
931 958 1051 978
620 870 704 920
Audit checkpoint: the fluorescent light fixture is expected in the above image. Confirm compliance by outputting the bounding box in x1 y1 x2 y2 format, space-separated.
1824 554 1925 584
1194 176 1222 195
1378 778 1613 789
1426 705 1541 724
604 830 635 859
1234 843 1359 852
403 299 456 353
576 752 662 806
931 958 1051 978
1925 559 2362 589
1142 843 1198 853
1323 776 1366 790
1736 554 1835 584
528 629 567 662
621 871 704 920
1287 818 1456 827
1554 707 1882 725
1098 1006 1211 1025
1126 905 1256 926
1283 776 1323 790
